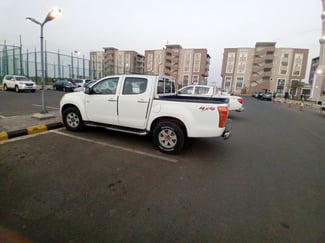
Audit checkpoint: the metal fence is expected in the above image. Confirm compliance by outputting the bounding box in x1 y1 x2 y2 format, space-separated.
0 41 93 84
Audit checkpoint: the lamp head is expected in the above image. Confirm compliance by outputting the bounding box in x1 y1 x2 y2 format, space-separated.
44 8 62 23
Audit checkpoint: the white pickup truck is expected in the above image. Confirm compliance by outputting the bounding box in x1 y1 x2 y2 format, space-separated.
177 85 244 112
60 75 231 154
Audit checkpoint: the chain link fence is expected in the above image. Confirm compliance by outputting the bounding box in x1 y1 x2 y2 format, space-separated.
0 42 93 85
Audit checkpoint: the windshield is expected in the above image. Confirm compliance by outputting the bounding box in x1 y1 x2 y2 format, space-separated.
16 76 29 81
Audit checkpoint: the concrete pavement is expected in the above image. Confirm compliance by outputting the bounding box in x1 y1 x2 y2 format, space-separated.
0 110 63 141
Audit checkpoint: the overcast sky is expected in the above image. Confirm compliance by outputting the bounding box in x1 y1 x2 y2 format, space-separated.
0 0 322 85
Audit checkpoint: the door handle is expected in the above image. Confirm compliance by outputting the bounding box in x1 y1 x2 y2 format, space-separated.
108 98 117 102
137 99 148 103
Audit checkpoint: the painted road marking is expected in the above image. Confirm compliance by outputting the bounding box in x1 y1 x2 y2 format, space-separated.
51 130 178 163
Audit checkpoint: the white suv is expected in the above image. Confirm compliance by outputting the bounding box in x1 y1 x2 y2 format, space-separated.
2 75 36 92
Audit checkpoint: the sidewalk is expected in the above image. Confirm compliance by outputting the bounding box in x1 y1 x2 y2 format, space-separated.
0 110 63 141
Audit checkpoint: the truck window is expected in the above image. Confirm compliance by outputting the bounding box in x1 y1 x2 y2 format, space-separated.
92 77 119 94
196 86 210 95
122 77 148 95
157 78 175 95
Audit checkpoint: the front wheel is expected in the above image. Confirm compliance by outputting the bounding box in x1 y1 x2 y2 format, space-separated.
15 86 19 92
62 107 85 131
152 121 185 154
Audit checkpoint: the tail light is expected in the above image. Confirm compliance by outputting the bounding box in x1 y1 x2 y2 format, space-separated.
237 97 243 104
218 106 228 128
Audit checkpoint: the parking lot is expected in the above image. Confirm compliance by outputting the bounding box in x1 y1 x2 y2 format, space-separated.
0 92 324 242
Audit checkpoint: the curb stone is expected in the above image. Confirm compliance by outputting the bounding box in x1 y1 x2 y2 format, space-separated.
0 122 63 141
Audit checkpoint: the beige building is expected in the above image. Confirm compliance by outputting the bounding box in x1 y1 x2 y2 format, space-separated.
103 48 144 76
89 51 104 79
90 48 144 79
221 42 309 96
145 44 210 87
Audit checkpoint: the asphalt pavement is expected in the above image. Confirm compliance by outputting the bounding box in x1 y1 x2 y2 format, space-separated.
0 97 323 142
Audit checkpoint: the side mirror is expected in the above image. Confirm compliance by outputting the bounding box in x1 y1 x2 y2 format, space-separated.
85 86 91 94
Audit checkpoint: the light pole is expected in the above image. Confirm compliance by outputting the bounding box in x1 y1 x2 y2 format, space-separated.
313 0 325 102
26 8 62 114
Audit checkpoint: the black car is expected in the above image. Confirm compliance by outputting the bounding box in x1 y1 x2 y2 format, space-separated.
53 79 77 92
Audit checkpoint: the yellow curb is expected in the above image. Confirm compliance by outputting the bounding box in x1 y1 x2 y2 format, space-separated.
27 125 48 135
0 132 8 141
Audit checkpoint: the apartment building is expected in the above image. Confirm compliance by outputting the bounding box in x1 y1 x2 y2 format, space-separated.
221 42 309 96
90 48 144 79
89 51 104 80
103 48 144 76
145 44 210 87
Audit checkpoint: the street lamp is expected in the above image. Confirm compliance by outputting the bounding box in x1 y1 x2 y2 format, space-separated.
26 8 62 114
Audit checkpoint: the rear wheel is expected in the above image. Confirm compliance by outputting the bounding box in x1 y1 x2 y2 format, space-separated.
15 86 19 92
62 107 85 131
152 121 185 154
3 84 7 91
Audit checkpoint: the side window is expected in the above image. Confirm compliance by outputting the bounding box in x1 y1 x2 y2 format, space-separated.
179 86 193 94
196 87 210 95
92 77 119 94
122 77 147 95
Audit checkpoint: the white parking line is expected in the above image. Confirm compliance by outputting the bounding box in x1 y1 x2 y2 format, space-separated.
51 130 178 163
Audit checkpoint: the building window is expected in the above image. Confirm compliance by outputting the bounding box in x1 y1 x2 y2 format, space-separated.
276 79 285 94
184 53 192 72
237 52 247 74
225 76 232 90
235 77 243 91
192 75 199 84
226 53 235 73
193 53 201 72
292 54 303 76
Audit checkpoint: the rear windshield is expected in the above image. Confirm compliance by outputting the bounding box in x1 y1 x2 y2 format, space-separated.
157 77 175 95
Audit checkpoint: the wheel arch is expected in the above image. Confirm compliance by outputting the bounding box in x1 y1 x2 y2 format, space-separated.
150 116 188 138
61 104 85 120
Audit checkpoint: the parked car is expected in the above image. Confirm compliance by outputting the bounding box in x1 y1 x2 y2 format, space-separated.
53 79 77 92
255 91 265 99
261 92 272 101
2 75 36 92
73 80 96 92
73 79 92 88
60 75 231 154
177 85 244 112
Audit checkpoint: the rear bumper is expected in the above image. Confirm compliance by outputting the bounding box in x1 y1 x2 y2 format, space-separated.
222 119 232 139
235 106 245 112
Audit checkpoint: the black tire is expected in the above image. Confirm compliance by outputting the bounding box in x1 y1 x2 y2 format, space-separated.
15 86 19 92
62 107 85 131
152 121 185 154
3 84 7 91
31 89 36 93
